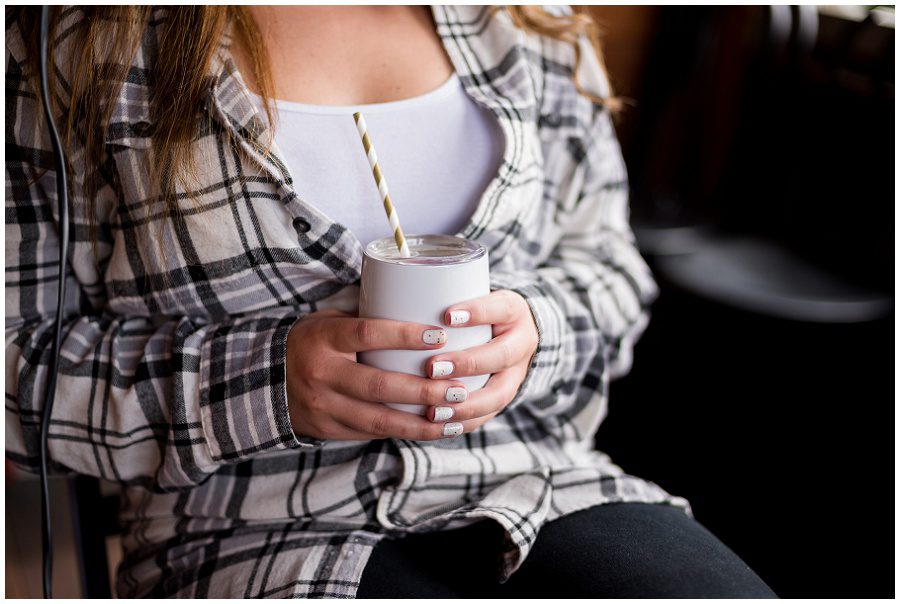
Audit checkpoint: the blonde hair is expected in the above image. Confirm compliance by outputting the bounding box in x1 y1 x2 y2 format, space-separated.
504 6 618 110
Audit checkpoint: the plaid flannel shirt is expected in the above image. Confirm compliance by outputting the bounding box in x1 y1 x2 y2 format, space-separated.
6 5 690 598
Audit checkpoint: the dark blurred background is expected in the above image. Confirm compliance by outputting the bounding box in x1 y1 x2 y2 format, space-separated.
579 5 894 598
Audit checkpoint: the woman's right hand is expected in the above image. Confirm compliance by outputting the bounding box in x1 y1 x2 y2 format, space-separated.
285 309 474 441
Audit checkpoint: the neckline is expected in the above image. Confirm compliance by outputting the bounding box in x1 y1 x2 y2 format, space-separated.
250 72 461 116
213 5 524 275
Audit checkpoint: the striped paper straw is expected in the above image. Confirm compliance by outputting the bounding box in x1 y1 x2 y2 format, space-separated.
353 112 411 257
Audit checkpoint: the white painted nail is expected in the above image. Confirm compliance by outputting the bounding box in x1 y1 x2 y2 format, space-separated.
442 422 464 437
433 407 454 422
431 361 454 378
423 329 447 345
449 310 471 326
445 387 467 403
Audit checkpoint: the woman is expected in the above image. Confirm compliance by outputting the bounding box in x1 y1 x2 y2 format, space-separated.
6 6 776 598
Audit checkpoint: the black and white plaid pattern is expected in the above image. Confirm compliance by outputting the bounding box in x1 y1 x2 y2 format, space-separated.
6 6 690 598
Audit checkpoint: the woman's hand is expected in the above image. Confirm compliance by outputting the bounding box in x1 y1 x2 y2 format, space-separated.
425 289 539 425
285 310 475 441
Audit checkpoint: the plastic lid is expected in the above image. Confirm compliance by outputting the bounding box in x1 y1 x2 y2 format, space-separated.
364 234 486 266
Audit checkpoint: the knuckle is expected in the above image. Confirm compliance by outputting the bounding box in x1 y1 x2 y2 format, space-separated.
305 357 329 383
464 356 480 376
305 391 327 414
369 413 391 436
313 322 336 349
355 320 376 348
419 381 437 404
369 372 391 401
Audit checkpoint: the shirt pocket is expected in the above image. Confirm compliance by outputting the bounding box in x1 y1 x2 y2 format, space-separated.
104 134 356 318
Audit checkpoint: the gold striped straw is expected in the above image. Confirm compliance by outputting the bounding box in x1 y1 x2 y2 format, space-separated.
353 112 411 257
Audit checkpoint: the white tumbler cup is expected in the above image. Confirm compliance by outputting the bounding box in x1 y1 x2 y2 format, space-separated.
358 234 492 415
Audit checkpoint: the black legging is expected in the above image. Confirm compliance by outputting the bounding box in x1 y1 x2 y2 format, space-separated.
357 503 777 598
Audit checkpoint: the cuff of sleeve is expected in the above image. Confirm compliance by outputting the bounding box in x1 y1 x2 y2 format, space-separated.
490 272 569 409
199 312 323 464
274 314 326 449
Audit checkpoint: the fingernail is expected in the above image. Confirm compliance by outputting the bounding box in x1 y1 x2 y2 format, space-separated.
433 407 454 422
423 329 447 345
445 387 467 403
431 361 454 378
442 422 464 437
449 310 471 326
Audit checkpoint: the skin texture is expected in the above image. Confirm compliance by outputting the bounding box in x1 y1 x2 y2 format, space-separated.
231 7 455 105
233 7 540 440
285 290 538 441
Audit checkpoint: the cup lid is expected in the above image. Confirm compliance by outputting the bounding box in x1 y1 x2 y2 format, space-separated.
364 234 486 266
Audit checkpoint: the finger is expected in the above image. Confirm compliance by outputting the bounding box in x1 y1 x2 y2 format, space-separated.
331 359 468 406
325 420 387 440
443 289 525 327
330 318 449 353
431 409 502 437
289 392 378 441
426 368 521 423
426 332 526 379
335 399 466 441
318 418 382 441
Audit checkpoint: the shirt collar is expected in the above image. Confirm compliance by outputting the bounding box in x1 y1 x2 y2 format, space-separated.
206 5 538 144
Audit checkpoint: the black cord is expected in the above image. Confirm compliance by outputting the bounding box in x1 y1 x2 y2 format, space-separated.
38 5 70 599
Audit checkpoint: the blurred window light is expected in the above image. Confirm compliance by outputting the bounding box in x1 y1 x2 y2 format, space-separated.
816 5 895 28
870 7 895 28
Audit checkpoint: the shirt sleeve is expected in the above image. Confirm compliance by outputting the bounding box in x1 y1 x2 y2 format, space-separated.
489 32 659 417
4 39 320 492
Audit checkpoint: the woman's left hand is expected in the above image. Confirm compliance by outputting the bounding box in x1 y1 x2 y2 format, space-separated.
425 289 538 428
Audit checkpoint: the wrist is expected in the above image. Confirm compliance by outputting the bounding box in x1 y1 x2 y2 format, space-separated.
283 315 323 444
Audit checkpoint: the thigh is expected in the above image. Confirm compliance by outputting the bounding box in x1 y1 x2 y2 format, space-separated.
356 520 508 599
496 503 778 599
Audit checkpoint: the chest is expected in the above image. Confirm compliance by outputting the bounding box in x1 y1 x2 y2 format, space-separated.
236 7 455 106
102 11 582 320
253 76 505 251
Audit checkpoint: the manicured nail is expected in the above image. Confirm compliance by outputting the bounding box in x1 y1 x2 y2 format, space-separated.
431 361 454 378
423 329 447 345
433 407 454 422
445 387 467 403
442 422 464 437
449 310 471 326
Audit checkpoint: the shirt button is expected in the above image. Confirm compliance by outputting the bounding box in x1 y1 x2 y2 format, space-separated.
545 112 562 127
293 217 311 234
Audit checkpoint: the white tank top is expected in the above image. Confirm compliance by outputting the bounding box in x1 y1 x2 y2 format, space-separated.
251 74 505 247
